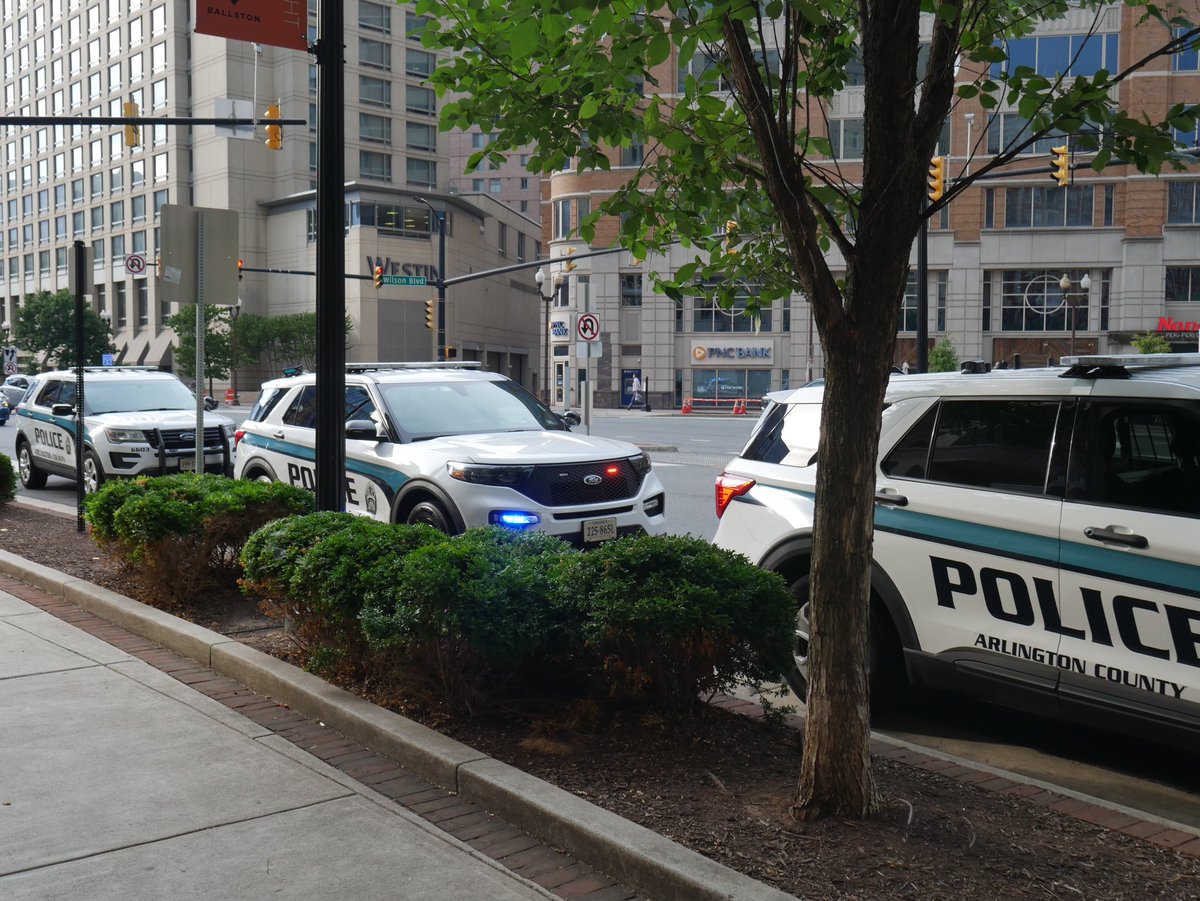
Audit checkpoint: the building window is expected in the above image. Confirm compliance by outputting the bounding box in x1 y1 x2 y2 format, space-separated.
360 38 391 71
406 12 431 40
1166 267 1200 303
986 112 1075 157
359 113 391 144
992 33 1119 80
996 269 1096 332
899 272 948 331
406 49 434 78
359 1 391 33
360 75 391 108
489 178 501 193
406 157 436 187
1168 181 1200 224
137 278 148 326
498 222 507 257
828 118 864 160
621 273 643 307
359 150 392 182
406 122 435 151
406 85 436 115
1174 27 1200 70
516 232 526 263
553 199 571 238
619 140 643 167
1004 185 1093 228
693 291 772 331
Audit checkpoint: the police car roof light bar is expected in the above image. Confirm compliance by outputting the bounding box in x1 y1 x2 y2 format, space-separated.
77 365 161 373
1058 353 1200 379
345 361 483 372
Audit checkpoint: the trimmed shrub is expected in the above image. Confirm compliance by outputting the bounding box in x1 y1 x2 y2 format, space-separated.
556 534 796 713
242 513 448 665
0 453 16 504
360 527 579 708
84 474 314 606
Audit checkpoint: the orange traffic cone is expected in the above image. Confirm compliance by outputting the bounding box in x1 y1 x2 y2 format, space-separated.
681 397 693 414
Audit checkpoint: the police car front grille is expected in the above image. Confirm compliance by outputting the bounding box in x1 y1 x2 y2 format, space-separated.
519 459 644 507
146 427 224 450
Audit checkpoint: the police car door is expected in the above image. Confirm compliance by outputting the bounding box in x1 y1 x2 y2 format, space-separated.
875 397 1067 716
343 383 394 522
29 378 78 475
1057 397 1200 738
272 384 319 491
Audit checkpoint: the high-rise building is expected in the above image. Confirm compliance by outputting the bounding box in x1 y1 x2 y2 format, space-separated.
542 5 1200 411
1 0 545 394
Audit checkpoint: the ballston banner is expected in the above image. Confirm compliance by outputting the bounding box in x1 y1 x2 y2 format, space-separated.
195 0 308 52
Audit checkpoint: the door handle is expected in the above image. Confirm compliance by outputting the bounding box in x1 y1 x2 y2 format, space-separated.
272 430 285 440
874 490 908 507
1083 526 1148 549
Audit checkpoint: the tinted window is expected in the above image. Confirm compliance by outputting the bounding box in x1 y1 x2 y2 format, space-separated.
282 385 318 428
344 385 377 422
376 378 566 441
35 380 64 407
741 400 790 463
1068 401 1200 517
926 400 1060 494
881 405 938 479
248 385 288 423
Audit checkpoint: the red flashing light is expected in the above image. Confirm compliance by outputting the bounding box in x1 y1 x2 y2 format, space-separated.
715 473 755 518
605 465 620 476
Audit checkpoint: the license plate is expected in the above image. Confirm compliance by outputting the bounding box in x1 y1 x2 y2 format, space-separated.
179 457 196 472
582 517 618 543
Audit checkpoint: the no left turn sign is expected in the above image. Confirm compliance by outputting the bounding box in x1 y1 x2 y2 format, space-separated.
577 312 600 342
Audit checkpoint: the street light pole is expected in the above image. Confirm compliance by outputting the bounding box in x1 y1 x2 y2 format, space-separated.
1059 272 1091 357
535 267 551 404
414 196 447 361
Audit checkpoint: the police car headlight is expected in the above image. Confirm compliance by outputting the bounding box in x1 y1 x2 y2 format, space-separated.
628 453 651 476
447 462 534 487
105 428 148 443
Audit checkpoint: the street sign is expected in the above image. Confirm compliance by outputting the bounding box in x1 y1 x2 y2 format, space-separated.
125 253 146 274
161 204 240 307
577 312 601 342
67 244 95 297
101 353 114 367
381 275 427 287
195 0 308 52
214 98 256 140
3 347 16 375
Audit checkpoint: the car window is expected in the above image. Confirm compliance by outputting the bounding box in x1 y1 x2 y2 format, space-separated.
344 385 377 423
35 380 63 407
85 378 192 414
923 399 1061 495
247 385 288 423
1067 401 1200 517
377 378 563 441
282 385 318 429
881 405 938 479
740 401 821 467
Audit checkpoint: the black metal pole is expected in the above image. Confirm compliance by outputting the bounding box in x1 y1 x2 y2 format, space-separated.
72 240 86 532
544 294 551 404
314 0 346 512
436 210 446 361
916 203 929 373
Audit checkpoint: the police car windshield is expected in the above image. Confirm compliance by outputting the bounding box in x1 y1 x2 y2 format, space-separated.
377 378 565 441
85 379 196 415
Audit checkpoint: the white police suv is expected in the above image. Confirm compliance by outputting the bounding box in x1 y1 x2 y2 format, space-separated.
233 362 667 543
14 367 236 493
713 354 1200 749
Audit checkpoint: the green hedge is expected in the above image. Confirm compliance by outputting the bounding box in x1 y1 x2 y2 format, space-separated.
85 474 314 606
0 453 15 504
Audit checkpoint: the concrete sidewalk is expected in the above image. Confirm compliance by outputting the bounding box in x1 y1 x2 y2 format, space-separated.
0 589 557 900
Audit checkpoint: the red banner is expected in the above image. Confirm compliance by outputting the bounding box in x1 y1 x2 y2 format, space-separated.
195 0 308 52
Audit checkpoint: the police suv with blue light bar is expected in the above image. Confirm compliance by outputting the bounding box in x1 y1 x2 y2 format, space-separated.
233 362 666 543
713 354 1200 749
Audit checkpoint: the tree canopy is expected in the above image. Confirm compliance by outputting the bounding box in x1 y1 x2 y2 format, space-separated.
12 290 114 371
416 0 1199 818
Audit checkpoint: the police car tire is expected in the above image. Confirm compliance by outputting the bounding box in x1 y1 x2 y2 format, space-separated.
17 442 47 489
784 573 905 716
82 450 106 494
406 499 453 534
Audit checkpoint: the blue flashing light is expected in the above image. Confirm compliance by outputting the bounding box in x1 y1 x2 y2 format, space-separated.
490 511 540 529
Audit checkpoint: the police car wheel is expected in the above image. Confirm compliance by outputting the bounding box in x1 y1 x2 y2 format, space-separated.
82 450 106 494
17 442 47 489
783 572 905 715
405 500 452 534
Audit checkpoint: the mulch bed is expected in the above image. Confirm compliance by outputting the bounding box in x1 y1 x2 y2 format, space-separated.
2 501 1198 900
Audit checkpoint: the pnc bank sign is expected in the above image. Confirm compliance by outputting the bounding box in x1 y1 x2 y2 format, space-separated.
690 340 774 364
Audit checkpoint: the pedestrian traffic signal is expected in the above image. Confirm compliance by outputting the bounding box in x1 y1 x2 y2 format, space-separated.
122 102 140 148
373 266 383 289
424 299 435 330
1049 143 1070 187
927 156 945 202
265 102 283 151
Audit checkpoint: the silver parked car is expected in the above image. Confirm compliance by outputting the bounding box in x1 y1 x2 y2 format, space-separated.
1 374 31 407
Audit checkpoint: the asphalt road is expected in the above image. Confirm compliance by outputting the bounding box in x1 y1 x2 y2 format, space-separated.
3 406 1197 830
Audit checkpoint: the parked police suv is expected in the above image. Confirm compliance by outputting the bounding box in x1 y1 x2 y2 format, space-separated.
14 367 236 493
233 362 667 543
714 354 1200 750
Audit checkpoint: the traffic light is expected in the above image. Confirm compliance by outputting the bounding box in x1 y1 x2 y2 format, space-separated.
723 219 738 255
564 247 577 272
1049 143 1070 187
237 259 244 281
446 345 457 358
265 102 283 151
373 266 383 289
122 101 140 148
927 156 945 202
424 299 435 331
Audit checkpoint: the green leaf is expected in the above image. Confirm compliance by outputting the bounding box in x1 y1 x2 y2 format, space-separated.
579 96 601 120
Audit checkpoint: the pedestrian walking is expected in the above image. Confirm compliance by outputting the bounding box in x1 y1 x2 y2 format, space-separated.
627 374 643 411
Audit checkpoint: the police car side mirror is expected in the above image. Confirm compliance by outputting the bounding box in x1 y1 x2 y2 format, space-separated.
51 403 75 417
204 397 219 412
560 410 581 428
346 419 385 441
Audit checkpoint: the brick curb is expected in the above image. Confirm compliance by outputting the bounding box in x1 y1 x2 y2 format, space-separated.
710 694 1200 857
0 548 795 901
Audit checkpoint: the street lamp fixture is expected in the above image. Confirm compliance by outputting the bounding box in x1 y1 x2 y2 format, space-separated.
1058 272 1091 357
98 309 111 331
230 299 242 405
1 320 9 342
535 267 551 404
